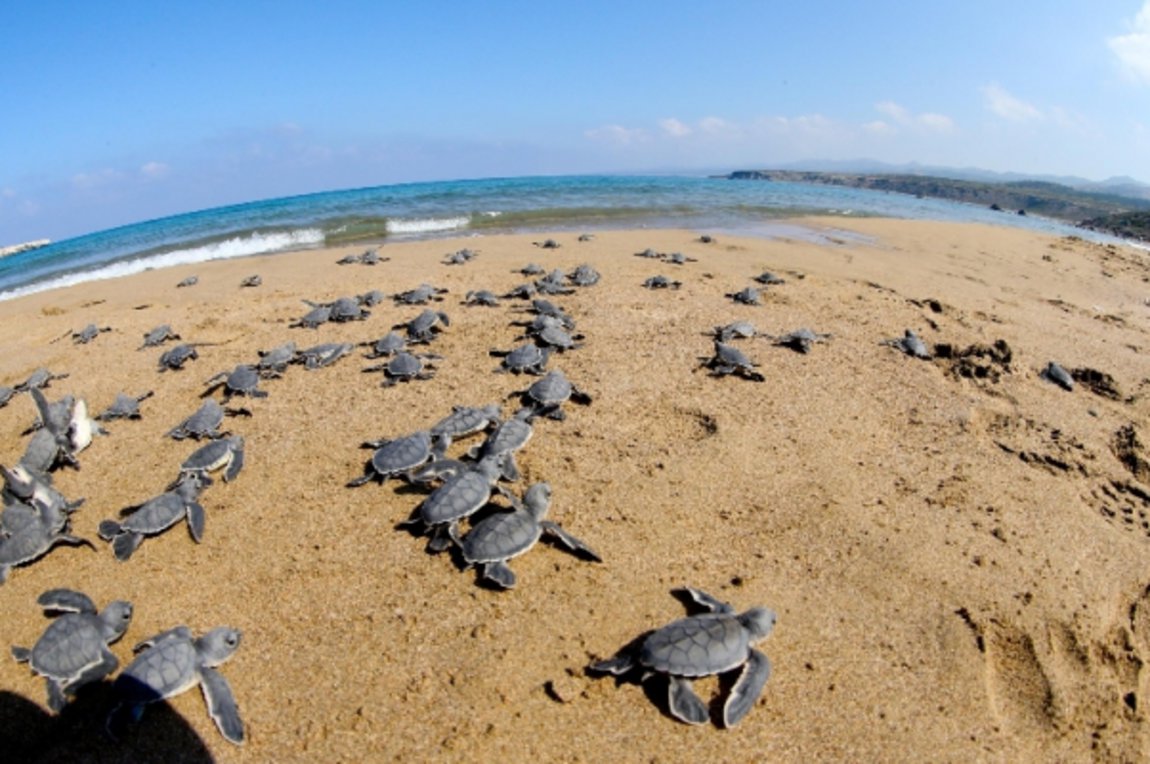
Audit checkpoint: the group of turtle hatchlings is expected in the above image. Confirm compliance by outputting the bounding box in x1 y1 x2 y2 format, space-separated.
5 233 1096 746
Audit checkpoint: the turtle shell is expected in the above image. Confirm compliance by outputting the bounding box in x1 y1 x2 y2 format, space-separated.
482 418 532 455
639 613 752 677
419 468 496 524
528 372 572 404
370 431 432 474
182 439 234 472
118 493 189 534
461 509 541 563
117 635 201 701
28 611 120 681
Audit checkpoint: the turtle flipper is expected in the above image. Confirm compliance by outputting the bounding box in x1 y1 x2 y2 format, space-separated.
426 525 454 553
186 503 206 543
46 678 68 713
112 532 144 561
667 675 709 725
11 645 31 662
681 587 735 614
482 561 517 589
201 666 244 744
723 648 771 727
540 521 601 562
588 653 635 675
224 448 244 482
37 588 97 614
66 651 120 698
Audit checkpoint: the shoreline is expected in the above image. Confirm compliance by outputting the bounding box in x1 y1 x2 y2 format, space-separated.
2 221 1149 761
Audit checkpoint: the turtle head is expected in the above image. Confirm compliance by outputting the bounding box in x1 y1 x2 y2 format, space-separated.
100 601 134 642
197 627 242 667
739 607 777 641
523 483 552 520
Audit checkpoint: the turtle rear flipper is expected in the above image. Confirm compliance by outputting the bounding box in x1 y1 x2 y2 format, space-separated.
723 649 771 727
11 645 31 662
98 520 123 541
540 521 601 562
112 532 144 561
667 676 708 725
201 667 244 744
481 561 517 589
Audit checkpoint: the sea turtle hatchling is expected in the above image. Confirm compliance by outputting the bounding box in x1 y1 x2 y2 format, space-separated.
698 341 765 382
443 248 479 265
709 321 758 342
347 430 442 487
177 436 245 484
589 588 776 727
107 625 244 744
17 368 70 392
502 283 537 300
752 271 786 286
666 252 697 265
430 404 502 448
463 290 500 307
167 398 244 441
1040 361 1075 391
568 264 601 286
98 473 209 561
358 289 386 307
397 309 450 344
451 482 600 589
361 331 407 359
466 410 534 481
406 456 507 552
726 286 761 306
522 321 584 352
359 248 388 266
881 329 932 360
768 328 832 354
295 342 354 370
176 275 199 288
514 263 546 276
140 324 181 349
643 275 682 290
533 238 561 249
511 369 592 421
365 350 440 387
203 365 267 399
0 492 93 583
239 275 262 288
71 323 111 344
11 589 133 712
320 296 370 323
394 283 448 305
291 304 332 329
491 342 552 375
634 248 664 259
255 341 298 377
96 391 154 422
158 344 199 371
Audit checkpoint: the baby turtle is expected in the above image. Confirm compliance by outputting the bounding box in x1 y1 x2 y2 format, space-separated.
726 287 761 306
0 494 93 583
348 430 441 487
71 323 111 344
643 275 682 290
358 289 386 307
107 625 244 744
394 283 447 305
491 342 552 375
533 238 561 249
140 324 181 349
568 264 601 286
634 248 664 259
514 263 546 276
524 321 584 352
752 271 786 285
769 328 832 354
359 248 388 266
295 342 354 370
409 457 506 552
2 463 84 522
176 275 199 288
203 365 267 399
17 368 70 392
881 329 932 360
466 410 534 481
322 296 370 323
398 309 450 344
698 234 716 243
1040 361 1075 391
361 331 407 359
511 369 592 421
158 344 199 371
239 275 261 288
291 304 332 329
94 391 152 422
590 588 775 727
365 351 440 387
430 404 502 448
167 399 235 441
709 321 758 342
502 283 537 300
463 290 500 307
98 473 209 561
666 252 697 265
534 271 575 296
443 248 479 265
11 589 133 712
178 436 245 484
578 233 595 242
451 482 600 589
255 341 298 376
698 341 764 382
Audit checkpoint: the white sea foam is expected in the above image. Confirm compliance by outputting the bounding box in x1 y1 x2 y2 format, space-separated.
386 216 470 235
0 228 324 302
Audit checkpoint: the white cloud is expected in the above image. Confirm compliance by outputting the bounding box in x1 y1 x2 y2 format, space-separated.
659 118 692 137
862 120 895 135
870 102 955 133
875 101 911 124
140 161 170 179
699 116 735 135
981 83 1042 121
584 124 648 145
917 113 955 132
1109 1 1150 83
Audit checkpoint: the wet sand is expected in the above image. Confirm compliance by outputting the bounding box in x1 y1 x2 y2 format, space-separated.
1 221 1149 762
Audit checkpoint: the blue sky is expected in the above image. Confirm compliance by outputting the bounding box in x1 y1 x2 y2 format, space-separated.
2 1 1149 243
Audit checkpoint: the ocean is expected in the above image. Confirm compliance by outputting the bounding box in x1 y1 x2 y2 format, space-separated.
0 174 1120 302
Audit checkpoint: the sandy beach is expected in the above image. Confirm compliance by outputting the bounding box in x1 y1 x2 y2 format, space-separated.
1 220 1149 762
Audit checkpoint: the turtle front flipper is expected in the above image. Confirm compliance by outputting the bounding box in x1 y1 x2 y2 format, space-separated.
46 677 68 713
481 561 517 589
201 666 244 744
224 447 244 482
667 675 709 725
11 645 31 662
723 649 771 727
540 521 602 562
681 588 735 614
186 503 206 543
37 588 97 614
587 653 635 675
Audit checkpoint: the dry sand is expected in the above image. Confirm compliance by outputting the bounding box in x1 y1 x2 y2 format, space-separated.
1 221 1149 763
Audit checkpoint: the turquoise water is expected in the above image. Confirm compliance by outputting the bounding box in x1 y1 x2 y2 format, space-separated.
0 174 1113 300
